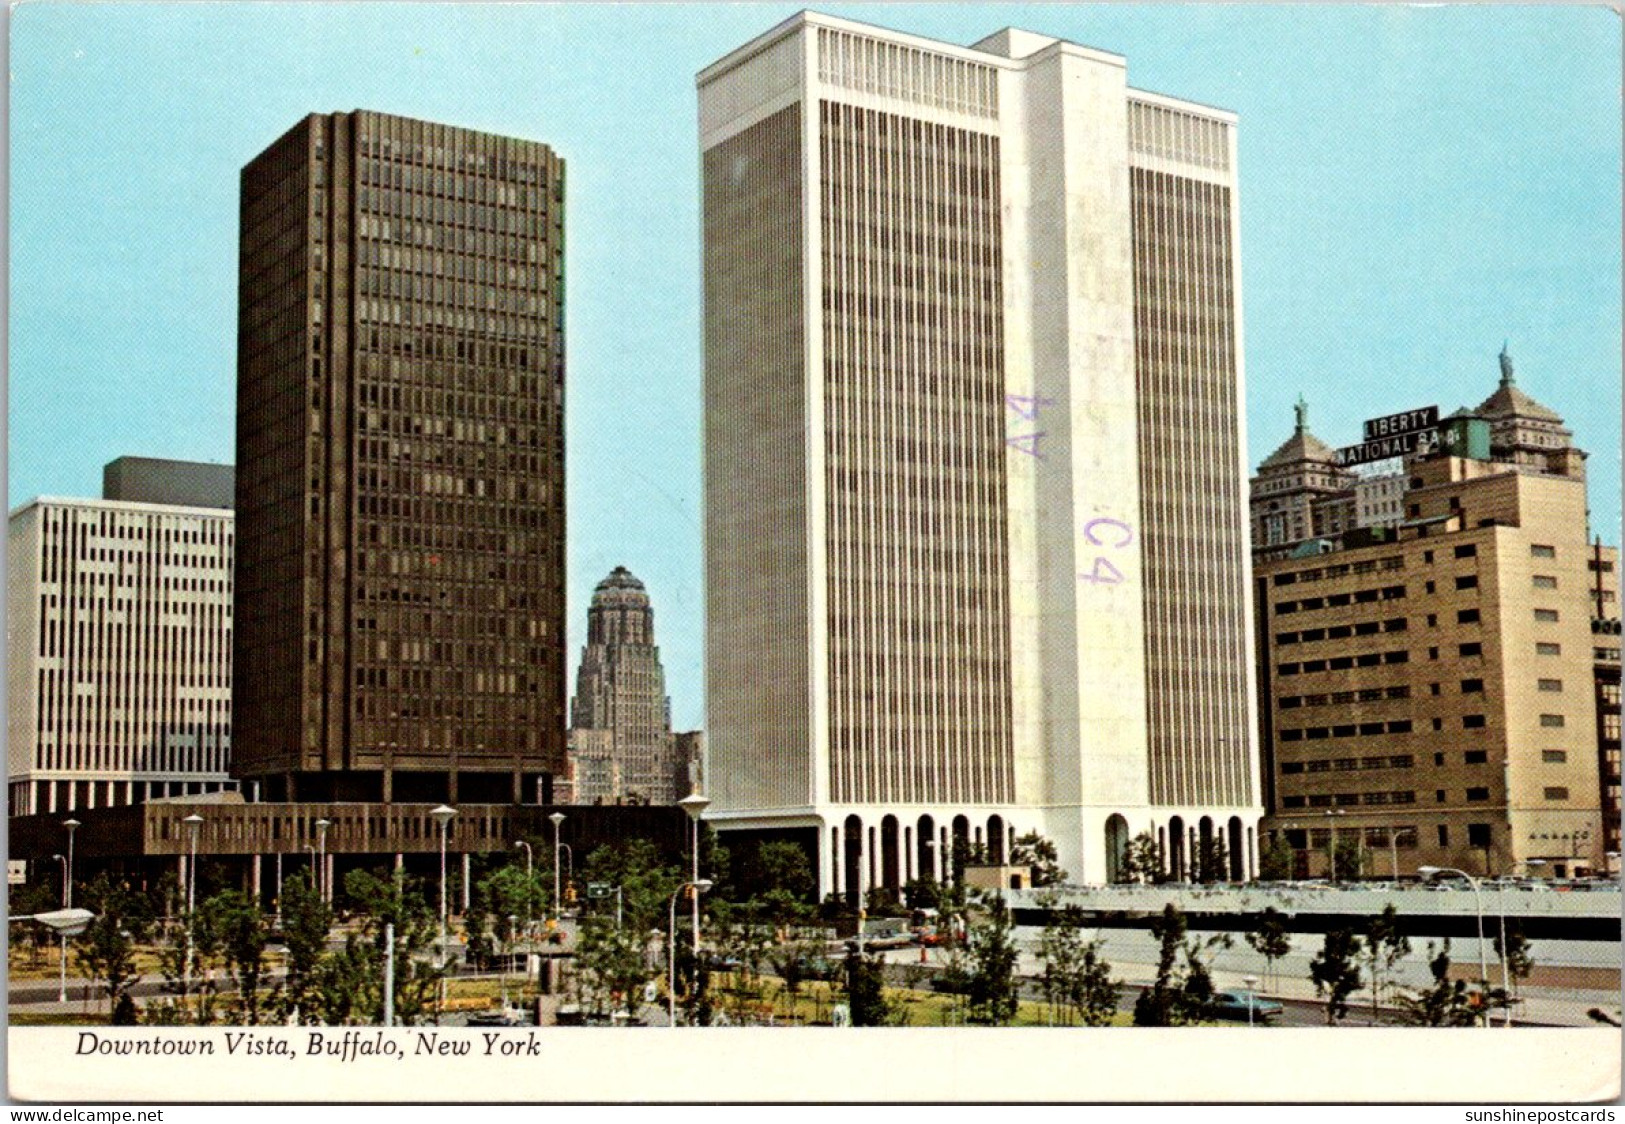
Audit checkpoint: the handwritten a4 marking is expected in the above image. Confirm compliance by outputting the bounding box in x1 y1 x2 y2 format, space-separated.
1005 393 1052 459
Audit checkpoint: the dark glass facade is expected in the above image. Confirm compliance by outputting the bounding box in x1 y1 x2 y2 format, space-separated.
234 110 566 804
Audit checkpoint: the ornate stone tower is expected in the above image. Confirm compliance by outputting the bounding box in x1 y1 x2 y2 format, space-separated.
568 567 677 804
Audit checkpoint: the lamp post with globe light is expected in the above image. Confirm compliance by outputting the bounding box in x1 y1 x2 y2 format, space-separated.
430 805 457 1016
63 819 80 909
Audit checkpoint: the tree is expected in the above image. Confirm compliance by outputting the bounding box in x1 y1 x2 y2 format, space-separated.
1362 904 1411 1025
902 877 940 911
1133 903 1185 1026
961 890 1020 1026
1309 928 1364 1025
1394 941 1480 1027
204 890 270 1025
277 872 332 1023
74 874 147 1022
1329 836 1364 882
316 869 444 1026
1120 831 1164 885
1258 836 1296 881
581 839 683 935
1038 902 1117 1025
1244 907 1292 992
574 913 654 1021
1010 831 1068 887
841 942 896 1026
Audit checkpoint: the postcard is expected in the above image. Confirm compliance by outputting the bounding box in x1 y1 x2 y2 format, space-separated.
6 1 1621 1107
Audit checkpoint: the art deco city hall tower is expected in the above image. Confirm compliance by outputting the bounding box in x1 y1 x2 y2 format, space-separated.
234 111 567 805
701 14 1261 891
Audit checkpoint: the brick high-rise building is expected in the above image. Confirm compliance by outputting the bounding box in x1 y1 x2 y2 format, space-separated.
568 567 679 805
700 13 1260 893
1252 353 1612 878
233 110 567 806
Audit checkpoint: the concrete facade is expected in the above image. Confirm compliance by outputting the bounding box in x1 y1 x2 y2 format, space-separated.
700 12 1261 894
7 495 237 816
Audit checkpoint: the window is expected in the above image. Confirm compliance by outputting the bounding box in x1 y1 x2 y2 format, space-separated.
1281 795 1306 808
1432 718 1444 731
1433 752 1445 766
1533 575 1558 590
1542 750 1567 763
1467 824 1492 847
1454 544 1477 559
1534 609 1559 623
1461 679 1484 693
1543 787 1570 801
1540 714 1565 728
1281 762 1305 775
1538 679 1563 693
1458 609 1480 624
1426 581 1437 595
1455 575 1478 590
1430 683 1442 696
1536 642 1561 656
1465 788 1490 802
1460 642 1482 657
1464 751 1487 765
1531 545 1556 559
1429 647 1440 660
1463 715 1486 729
1437 825 1450 846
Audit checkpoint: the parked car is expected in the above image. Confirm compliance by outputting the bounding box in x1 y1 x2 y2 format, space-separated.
1210 990 1283 1024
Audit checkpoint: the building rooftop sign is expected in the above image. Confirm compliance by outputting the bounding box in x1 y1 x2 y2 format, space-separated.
1336 405 1440 467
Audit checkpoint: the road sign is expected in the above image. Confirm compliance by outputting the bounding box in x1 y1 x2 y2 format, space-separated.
587 882 610 899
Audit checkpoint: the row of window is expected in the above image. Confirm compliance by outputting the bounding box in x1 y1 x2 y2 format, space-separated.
1276 619 1410 645
1276 649 1410 674
1272 556 1405 586
1280 754 1413 774
1275 585 1407 615
1280 686 1410 709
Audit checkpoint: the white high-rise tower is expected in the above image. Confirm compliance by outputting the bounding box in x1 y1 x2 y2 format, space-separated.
701 12 1260 893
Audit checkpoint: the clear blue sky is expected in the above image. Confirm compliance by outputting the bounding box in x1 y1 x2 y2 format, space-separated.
10 4 1620 730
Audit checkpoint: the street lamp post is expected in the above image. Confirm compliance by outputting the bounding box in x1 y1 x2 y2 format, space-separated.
63 819 80 909
548 812 565 926
1243 974 1260 1028
667 880 713 1027
315 818 331 904
1419 865 1490 1027
49 854 69 997
183 814 203 1003
430 805 457 1019
679 794 710 964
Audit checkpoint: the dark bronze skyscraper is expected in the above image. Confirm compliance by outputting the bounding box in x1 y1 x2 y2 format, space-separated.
233 110 566 805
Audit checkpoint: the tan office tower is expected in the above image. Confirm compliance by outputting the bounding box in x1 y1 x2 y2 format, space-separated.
700 12 1260 894
233 111 567 805
1252 358 1614 878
